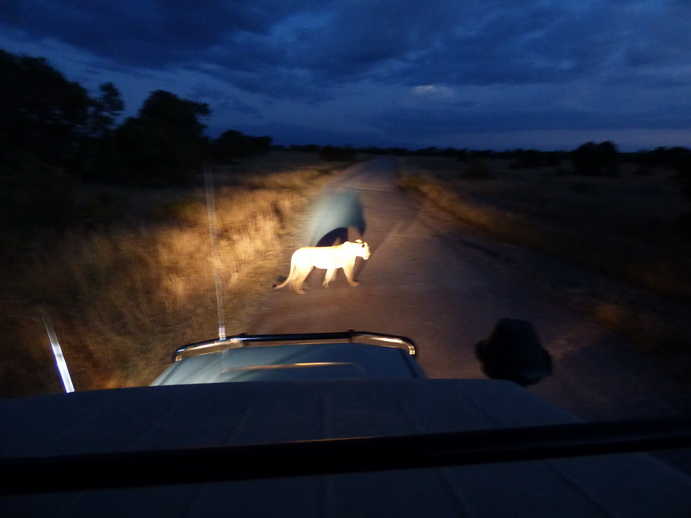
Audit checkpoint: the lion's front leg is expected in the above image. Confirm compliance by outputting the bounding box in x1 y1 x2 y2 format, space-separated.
323 268 337 287
343 263 359 286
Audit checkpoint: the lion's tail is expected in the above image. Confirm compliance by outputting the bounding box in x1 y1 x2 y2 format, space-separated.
272 260 297 289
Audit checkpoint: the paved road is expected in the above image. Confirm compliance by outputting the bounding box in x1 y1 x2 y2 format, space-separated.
247 158 691 427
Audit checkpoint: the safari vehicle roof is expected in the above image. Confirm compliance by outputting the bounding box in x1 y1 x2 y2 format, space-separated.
1 332 691 517
151 331 425 384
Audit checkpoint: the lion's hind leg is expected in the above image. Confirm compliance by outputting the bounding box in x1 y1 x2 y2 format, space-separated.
323 268 338 288
293 278 307 294
293 267 312 294
273 252 299 290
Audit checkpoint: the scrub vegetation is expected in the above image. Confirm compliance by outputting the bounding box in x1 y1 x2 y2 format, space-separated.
400 148 691 381
0 152 341 397
0 49 349 396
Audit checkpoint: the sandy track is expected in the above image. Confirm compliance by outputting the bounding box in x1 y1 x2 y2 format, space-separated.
246 158 691 429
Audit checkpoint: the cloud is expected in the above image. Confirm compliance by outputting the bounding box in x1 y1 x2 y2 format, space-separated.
2 0 686 91
1 0 690 150
412 84 457 101
0 0 314 67
282 0 461 76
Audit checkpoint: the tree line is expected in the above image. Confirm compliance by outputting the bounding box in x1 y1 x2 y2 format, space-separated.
2 48 690 202
357 142 691 198
0 49 272 189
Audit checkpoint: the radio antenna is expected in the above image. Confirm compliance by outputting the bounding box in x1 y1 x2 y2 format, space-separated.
40 310 75 393
205 167 226 341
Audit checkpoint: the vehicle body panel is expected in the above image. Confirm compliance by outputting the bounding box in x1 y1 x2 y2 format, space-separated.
2 334 690 516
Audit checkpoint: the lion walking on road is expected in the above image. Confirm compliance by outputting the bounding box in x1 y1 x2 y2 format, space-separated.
273 240 371 294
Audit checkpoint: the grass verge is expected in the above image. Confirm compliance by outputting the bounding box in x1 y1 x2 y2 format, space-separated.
0 152 343 397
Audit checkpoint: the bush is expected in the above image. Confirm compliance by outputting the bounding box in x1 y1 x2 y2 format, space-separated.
460 160 493 180
212 130 272 163
570 141 619 176
677 211 691 238
148 199 200 226
674 166 691 200
319 146 356 161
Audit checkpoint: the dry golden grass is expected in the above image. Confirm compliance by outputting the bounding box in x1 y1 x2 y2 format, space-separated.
0 152 342 397
401 155 691 300
400 155 691 381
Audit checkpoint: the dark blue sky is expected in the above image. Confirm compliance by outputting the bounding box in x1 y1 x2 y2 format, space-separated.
1 0 690 151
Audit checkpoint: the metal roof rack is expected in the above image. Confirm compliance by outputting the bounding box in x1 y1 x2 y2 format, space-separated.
172 330 417 362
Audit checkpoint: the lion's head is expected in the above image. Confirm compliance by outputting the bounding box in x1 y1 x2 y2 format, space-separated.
352 239 371 260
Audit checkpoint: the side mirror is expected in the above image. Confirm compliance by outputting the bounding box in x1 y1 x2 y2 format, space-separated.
475 319 552 386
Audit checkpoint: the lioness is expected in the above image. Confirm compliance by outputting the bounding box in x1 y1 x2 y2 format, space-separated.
273 240 371 294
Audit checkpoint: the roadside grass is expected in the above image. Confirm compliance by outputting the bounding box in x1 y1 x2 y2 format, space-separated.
0 152 343 397
400 155 691 381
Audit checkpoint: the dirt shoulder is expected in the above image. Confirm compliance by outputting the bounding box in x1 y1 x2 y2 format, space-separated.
398 156 691 389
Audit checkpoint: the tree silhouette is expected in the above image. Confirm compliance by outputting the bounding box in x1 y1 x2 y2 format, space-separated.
113 90 210 185
319 145 355 161
570 141 620 176
0 49 91 173
662 147 691 201
212 130 272 163
88 82 124 138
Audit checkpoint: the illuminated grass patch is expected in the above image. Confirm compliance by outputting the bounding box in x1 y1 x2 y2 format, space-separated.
0 152 341 396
